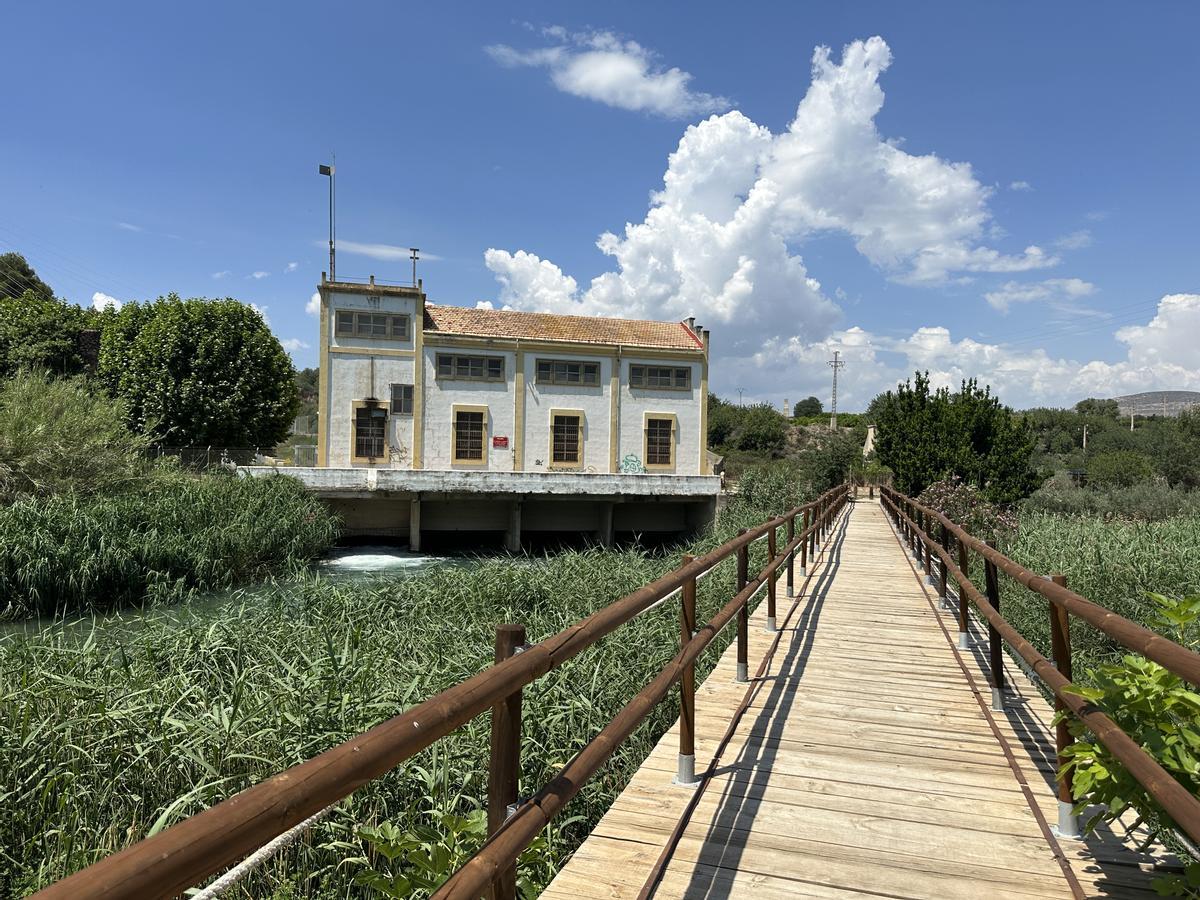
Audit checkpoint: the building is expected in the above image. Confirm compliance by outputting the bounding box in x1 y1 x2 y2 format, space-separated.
316 275 710 476
252 275 720 549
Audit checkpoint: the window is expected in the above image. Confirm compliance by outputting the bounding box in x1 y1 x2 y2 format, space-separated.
535 359 601 387
437 353 505 382
390 383 414 415
551 413 582 465
630 365 691 390
354 406 387 460
453 409 486 462
645 417 674 468
335 310 410 340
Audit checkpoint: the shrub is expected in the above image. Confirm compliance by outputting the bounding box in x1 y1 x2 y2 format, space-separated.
1088 451 1153 488
916 476 1017 541
1024 478 1200 521
0 370 153 501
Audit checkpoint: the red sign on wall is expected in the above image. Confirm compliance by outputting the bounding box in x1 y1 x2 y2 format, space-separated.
492 436 509 449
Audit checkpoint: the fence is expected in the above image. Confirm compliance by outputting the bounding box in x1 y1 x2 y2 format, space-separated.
148 445 318 468
879 485 1200 845
33 486 851 900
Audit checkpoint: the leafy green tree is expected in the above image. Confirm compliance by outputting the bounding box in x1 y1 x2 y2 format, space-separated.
872 372 1039 502
1087 450 1153 488
733 403 788 454
0 291 94 377
0 252 53 301
707 392 739 447
98 295 298 448
1074 397 1120 418
793 396 822 417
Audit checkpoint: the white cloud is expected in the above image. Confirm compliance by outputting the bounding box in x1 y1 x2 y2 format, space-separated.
485 36 1058 363
285 261 299 273
91 291 122 311
305 292 321 317
984 277 1096 313
211 270 231 280
249 302 269 325
486 28 729 118
249 271 270 280
116 221 143 232
333 240 442 263
1054 229 1093 250
280 338 310 354
1009 180 1032 192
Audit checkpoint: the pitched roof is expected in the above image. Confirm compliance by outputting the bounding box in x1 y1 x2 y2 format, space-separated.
423 304 705 351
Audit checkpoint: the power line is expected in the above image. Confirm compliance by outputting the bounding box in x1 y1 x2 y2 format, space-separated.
828 350 845 430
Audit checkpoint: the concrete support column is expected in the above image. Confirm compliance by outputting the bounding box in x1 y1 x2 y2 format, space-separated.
505 501 522 553
598 502 615 548
408 498 421 552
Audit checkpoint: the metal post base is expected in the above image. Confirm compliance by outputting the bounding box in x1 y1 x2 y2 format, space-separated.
1054 800 1081 839
673 753 701 787
799 565 807 576
924 574 935 586
991 687 1005 711
735 662 748 683
765 616 777 633
957 631 969 650
786 587 794 598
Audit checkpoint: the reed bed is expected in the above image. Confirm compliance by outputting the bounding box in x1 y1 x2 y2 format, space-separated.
1000 513 1200 670
0 473 339 619
0 490 789 898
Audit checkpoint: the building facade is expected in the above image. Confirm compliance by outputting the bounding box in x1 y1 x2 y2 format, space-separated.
316 277 711 476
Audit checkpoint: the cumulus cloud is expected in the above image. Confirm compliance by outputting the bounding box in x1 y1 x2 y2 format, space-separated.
306 292 321 317
249 271 270 280
211 270 231 280
1009 180 1032 192
1054 229 1093 250
249 302 269 325
280 338 309 353
91 291 122 311
485 37 1057 360
984 277 1096 313
285 261 299 273
486 28 729 118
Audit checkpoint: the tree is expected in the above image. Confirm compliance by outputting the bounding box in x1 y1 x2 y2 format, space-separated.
793 396 822 417
1075 398 1120 418
1087 450 1153 488
0 291 94 377
734 403 788 454
98 295 298 448
0 252 54 301
872 372 1040 502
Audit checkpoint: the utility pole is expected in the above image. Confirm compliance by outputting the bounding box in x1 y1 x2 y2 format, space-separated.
828 350 845 430
318 159 336 281
737 388 745 407
1082 423 1088 450
410 248 420 287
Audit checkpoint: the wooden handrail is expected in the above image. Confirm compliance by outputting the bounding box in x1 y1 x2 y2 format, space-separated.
879 487 1200 844
33 486 849 900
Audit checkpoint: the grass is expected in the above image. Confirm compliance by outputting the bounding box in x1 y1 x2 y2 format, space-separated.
0 487 800 898
998 512 1200 672
0 472 340 619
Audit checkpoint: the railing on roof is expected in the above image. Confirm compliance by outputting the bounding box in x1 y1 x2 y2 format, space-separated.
879 485 1200 845
32 487 851 900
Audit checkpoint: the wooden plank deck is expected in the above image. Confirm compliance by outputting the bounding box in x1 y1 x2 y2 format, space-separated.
542 497 1172 899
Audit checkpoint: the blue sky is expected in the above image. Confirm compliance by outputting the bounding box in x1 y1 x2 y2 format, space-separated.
4 1 1198 409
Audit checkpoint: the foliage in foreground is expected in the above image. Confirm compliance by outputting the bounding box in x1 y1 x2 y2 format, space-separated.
1057 593 1200 897
0 473 339 619
1024 475 1200 521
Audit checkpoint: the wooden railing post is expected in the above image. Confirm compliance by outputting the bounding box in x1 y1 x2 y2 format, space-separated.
938 522 950 608
983 547 1005 710
957 533 971 649
766 525 778 632
785 513 796 598
800 507 810 576
675 556 700 786
922 518 933 585
1049 573 1080 838
736 530 749 683
487 624 526 900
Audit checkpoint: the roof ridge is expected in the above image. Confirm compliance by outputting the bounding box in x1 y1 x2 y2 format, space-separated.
424 302 686 329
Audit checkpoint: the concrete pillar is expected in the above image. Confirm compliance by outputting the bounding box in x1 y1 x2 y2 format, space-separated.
505 501 522 553
408 498 421 552
598 502 615 548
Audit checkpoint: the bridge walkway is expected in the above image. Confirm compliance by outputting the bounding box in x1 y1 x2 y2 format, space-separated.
543 498 1164 899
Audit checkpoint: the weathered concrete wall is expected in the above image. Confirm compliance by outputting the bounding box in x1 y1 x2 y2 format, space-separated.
617 356 703 475
523 352 614 473
420 347 518 472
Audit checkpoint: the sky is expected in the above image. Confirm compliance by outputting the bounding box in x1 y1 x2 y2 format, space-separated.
3 1 1199 411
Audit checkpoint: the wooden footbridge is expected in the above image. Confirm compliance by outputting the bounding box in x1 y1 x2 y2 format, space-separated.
36 487 1200 899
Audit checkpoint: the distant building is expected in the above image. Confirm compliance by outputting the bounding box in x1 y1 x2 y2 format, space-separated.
315 277 711 474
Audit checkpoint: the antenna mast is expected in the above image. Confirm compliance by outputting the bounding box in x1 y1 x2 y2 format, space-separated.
828 350 845 430
318 157 336 281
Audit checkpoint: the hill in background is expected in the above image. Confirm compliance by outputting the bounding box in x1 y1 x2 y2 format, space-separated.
1111 390 1200 417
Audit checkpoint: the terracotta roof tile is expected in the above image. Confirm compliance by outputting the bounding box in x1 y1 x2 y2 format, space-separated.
423 304 704 351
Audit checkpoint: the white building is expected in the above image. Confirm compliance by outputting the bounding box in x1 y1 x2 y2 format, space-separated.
315 277 711 476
